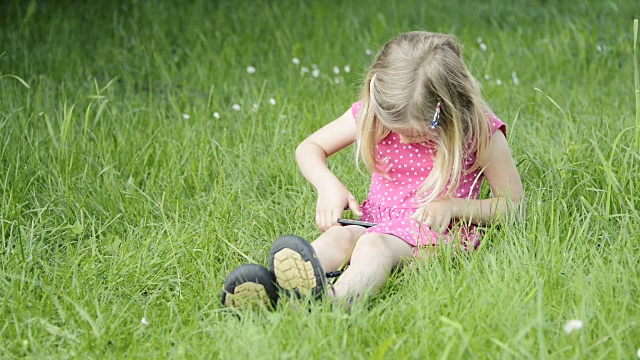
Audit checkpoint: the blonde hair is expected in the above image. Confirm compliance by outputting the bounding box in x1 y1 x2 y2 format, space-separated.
356 31 490 204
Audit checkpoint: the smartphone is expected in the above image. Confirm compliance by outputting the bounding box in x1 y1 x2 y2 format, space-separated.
337 218 377 228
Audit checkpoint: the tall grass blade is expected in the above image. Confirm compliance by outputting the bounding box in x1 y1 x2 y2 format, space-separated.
0 74 30 89
634 19 639 151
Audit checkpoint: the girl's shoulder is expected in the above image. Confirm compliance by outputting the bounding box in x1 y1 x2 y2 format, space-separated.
486 109 507 138
351 101 363 122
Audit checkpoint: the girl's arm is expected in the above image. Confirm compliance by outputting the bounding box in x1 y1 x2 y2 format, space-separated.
296 108 362 231
413 131 524 232
454 130 524 225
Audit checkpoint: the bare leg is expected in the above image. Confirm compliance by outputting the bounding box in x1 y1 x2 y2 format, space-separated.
310 225 367 272
330 233 413 300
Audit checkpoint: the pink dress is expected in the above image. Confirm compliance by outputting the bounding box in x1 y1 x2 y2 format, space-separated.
351 102 506 252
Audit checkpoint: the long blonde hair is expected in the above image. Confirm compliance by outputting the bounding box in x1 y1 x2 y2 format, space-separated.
356 31 490 204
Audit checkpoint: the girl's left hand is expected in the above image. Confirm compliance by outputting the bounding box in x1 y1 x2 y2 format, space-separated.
410 198 460 234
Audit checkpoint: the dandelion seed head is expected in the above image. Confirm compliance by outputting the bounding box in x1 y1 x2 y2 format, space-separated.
292 57 300 65
269 98 276 105
182 113 190 120
213 112 220 119
312 69 320 78
480 43 488 51
232 104 241 111
564 319 584 334
246 66 256 74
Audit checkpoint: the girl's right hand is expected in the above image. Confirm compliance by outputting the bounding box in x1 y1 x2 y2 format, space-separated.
315 186 363 231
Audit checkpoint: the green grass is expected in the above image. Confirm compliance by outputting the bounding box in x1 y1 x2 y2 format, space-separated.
1 0 639 358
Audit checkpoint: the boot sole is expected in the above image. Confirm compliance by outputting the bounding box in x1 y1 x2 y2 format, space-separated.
221 264 278 309
268 235 325 298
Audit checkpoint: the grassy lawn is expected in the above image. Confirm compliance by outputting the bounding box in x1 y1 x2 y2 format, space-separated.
1 0 639 358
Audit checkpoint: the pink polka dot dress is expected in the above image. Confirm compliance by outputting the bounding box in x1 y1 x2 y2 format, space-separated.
351 102 506 251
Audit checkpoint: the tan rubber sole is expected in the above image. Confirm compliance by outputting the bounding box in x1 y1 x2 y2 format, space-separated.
223 282 269 308
272 248 317 294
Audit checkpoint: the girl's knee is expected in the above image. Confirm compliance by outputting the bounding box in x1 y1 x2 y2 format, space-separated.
319 226 358 251
357 232 391 246
352 233 389 257
351 233 412 265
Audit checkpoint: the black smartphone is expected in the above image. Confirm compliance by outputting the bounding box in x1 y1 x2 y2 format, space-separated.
337 218 377 228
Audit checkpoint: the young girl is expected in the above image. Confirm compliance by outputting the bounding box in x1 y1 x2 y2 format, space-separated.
222 31 524 309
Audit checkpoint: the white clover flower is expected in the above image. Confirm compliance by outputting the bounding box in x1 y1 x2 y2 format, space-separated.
292 57 300 65
232 104 241 111
596 45 603 53
333 66 340 74
301 66 309 74
246 66 256 74
344 65 351 73
312 68 320 78
484 74 490 80
477 37 483 43
564 319 584 334
480 43 488 51
311 64 318 69
269 98 276 105
334 77 341 84
365 49 372 55
182 113 190 120
252 103 258 110
496 79 502 86
280 115 287 119
636 347 640 358
213 112 220 119
141 317 150 326
38 112 44 116
511 71 519 85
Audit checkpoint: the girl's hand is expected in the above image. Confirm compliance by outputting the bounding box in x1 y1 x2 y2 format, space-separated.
316 186 363 232
410 198 460 234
